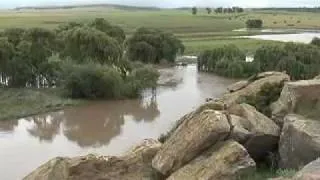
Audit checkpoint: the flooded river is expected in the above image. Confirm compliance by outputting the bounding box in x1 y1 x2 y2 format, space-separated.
0 65 236 180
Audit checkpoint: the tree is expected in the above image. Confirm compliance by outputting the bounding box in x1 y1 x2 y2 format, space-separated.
215 7 223 13
206 7 212 14
311 37 320 47
246 19 263 28
192 7 197 15
61 26 122 65
127 27 184 64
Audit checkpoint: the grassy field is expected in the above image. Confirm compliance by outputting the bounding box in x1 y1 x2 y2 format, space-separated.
1 7 319 54
0 88 81 121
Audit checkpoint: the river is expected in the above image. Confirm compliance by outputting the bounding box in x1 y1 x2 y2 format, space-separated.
0 65 237 180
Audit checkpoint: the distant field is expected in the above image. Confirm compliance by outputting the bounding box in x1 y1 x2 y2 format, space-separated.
0 7 319 54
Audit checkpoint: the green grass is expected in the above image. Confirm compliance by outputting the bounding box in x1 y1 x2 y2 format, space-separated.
183 38 283 55
1 8 318 54
0 88 82 121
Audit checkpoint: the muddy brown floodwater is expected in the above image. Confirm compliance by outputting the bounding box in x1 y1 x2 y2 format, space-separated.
0 65 237 180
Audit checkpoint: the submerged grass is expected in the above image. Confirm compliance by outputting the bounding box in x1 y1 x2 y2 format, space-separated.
0 88 82 121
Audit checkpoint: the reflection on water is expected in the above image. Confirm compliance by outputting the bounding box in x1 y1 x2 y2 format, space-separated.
0 65 237 180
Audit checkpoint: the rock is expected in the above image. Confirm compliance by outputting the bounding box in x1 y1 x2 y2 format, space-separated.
279 114 320 169
271 79 320 126
24 157 70 180
167 140 256 180
227 80 249 92
229 104 280 161
314 75 320 79
256 71 288 79
222 71 290 107
294 158 320 180
24 139 162 180
152 108 231 175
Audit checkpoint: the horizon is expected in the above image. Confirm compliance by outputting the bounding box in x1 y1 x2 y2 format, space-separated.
1 0 319 9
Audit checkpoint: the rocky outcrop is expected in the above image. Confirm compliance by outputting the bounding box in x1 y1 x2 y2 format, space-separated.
294 158 320 180
279 114 320 169
222 71 290 107
152 107 231 175
167 140 256 180
271 79 320 125
227 80 249 93
24 139 162 180
229 103 280 160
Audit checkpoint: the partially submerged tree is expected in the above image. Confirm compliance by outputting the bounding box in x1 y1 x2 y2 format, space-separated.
127 27 184 64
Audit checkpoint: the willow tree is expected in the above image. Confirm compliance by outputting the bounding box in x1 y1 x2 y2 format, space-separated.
62 26 122 65
89 18 126 44
127 27 184 64
0 38 14 85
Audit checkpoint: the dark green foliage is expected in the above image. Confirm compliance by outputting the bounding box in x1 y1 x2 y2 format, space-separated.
200 43 320 80
61 26 122 64
240 82 285 117
311 37 320 47
61 63 159 99
0 18 161 100
206 7 212 14
246 19 263 28
89 18 126 43
198 45 253 78
254 43 320 80
127 27 184 64
192 7 197 15
62 63 123 99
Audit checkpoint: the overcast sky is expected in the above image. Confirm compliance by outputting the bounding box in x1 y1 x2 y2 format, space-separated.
0 0 319 9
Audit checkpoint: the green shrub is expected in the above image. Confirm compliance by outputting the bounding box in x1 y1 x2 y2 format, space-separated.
246 19 263 28
62 63 123 99
311 37 320 47
127 27 184 64
240 82 285 117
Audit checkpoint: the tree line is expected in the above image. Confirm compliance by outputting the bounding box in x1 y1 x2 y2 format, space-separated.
192 6 244 15
198 40 320 80
0 18 184 99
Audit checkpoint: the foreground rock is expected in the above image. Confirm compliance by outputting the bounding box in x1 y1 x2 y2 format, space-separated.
229 103 280 161
294 158 320 180
152 107 231 175
279 114 320 169
167 140 256 180
24 139 162 180
222 71 290 107
271 79 320 125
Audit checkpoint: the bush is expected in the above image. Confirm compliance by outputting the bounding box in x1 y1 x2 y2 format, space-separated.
311 37 320 47
61 62 159 99
240 82 285 117
62 63 123 99
246 19 263 28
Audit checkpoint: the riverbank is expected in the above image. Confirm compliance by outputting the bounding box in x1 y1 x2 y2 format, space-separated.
0 88 82 121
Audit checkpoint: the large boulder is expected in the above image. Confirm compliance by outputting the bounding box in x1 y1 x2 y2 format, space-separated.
222 71 290 107
227 80 249 93
24 139 162 180
167 140 256 180
271 79 320 125
294 158 320 180
279 114 320 169
229 103 280 161
152 108 231 175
